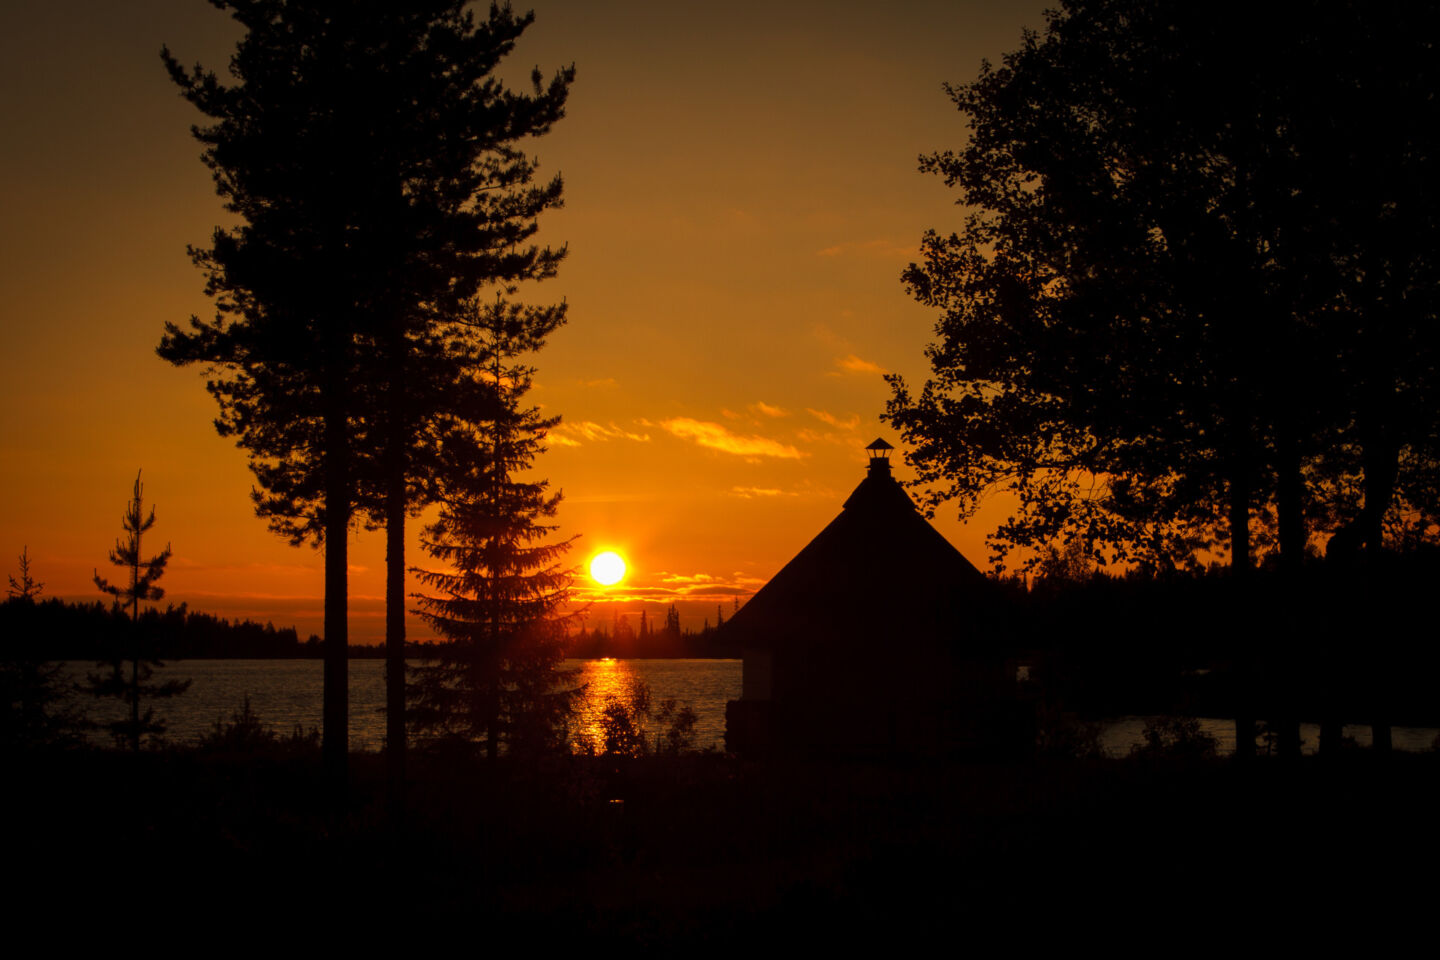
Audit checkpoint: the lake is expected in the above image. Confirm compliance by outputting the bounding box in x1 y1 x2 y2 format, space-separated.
65 659 1438 755
69 658 742 752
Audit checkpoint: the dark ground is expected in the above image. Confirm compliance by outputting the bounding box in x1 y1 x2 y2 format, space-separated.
4 746 1437 948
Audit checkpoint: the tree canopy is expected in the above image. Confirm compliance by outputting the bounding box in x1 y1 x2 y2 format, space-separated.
159 0 574 782
409 296 581 759
886 0 1440 575
88 472 190 751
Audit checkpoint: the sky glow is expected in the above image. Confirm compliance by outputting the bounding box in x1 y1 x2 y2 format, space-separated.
0 0 1048 638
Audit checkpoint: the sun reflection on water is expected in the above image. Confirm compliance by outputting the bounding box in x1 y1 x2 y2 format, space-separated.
573 657 645 753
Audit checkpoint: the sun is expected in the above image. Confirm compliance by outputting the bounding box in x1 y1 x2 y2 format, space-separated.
589 551 627 586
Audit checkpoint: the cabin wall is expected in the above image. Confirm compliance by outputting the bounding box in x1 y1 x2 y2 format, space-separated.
741 647 772 700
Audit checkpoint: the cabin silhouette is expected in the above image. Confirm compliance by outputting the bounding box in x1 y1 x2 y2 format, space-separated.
724 439 1030 757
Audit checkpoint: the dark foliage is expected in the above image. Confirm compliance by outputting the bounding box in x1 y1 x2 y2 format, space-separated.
1014 552 1440 728
576 678 700 758
408 297 581 760
198 696 320 757
0 598 304 661
159 0 574 781
2 551 84 751
86 473 190 750
887 0 1440 574
7 750 1438 945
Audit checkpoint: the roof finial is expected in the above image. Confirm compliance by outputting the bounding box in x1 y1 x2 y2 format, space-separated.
865 437 893 476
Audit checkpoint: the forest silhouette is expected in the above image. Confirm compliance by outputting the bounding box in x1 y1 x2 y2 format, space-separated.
886 0 1440 758
3 0 1439 945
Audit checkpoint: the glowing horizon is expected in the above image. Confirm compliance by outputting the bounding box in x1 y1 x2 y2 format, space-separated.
0 0 1049 640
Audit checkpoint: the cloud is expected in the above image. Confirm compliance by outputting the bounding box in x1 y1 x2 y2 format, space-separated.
660 418 805 459
748 401 789 418
834 353 887 376
548 421 651 445
730 486 793 498
569 569 770 605
581 377 617 388
806 408 861 430
815 238 916 260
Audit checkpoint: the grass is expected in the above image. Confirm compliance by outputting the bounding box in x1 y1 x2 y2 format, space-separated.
4 741 1437 945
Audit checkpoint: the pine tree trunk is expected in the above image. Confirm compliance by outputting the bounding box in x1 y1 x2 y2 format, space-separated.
323 384 350 796
1319 715 1343 756
1276 427 1306 573
1361 431 1399 556
385 455 406 818
1229 444 1256 762
1360 422 1398 756
130 655 140 753
486 645 500 762
1274 432 1304 759
130 560 141 751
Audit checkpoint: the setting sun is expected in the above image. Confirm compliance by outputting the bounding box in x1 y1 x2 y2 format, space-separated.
589 551 627 586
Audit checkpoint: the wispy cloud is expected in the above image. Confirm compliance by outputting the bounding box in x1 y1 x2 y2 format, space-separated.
660 418 805 459
581 377 617 388
834 353 887 376
748 401 789 418
573 570 769 604
730 486 793 498
815 238 915 260
545 433 582 447
548 420 652 446
806 408 861 430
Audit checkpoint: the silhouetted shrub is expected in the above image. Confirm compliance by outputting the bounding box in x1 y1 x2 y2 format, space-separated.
1034 704 1105 759
199 696 318 755
588 680 699 757
1129 715 1217 762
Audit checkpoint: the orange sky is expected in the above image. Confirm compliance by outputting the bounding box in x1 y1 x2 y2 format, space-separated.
0 0 1049 641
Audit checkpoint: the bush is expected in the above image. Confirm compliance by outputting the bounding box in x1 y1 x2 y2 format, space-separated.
1129 715 1218 762
1034 703 1106 759
589 680 699 758
199 696 318 754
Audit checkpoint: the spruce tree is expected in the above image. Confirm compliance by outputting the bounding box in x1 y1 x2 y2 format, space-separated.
409 297 580 760
7 547 43 601
159 1 574 788
2 548 84 750
88 472 190 751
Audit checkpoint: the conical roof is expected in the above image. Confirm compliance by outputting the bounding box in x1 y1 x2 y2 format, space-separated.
724 451 992 660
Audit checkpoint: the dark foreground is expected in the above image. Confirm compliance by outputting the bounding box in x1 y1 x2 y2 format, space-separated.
5 746 1437 946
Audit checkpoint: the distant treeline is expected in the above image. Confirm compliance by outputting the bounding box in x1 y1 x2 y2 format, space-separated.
564 626 738 660
565 603 740 659
0 596 743 661
0 598 314 660
1005 548 1440 727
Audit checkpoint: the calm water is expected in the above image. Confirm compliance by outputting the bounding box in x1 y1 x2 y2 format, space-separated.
66 659 742 752
1098 716 1437 757
63 659 1437 755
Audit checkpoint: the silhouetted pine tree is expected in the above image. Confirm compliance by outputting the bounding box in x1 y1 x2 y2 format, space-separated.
88 473 189 750
7 546 42 601
160 1 574 790
409 298 580 760
2 548 84 750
